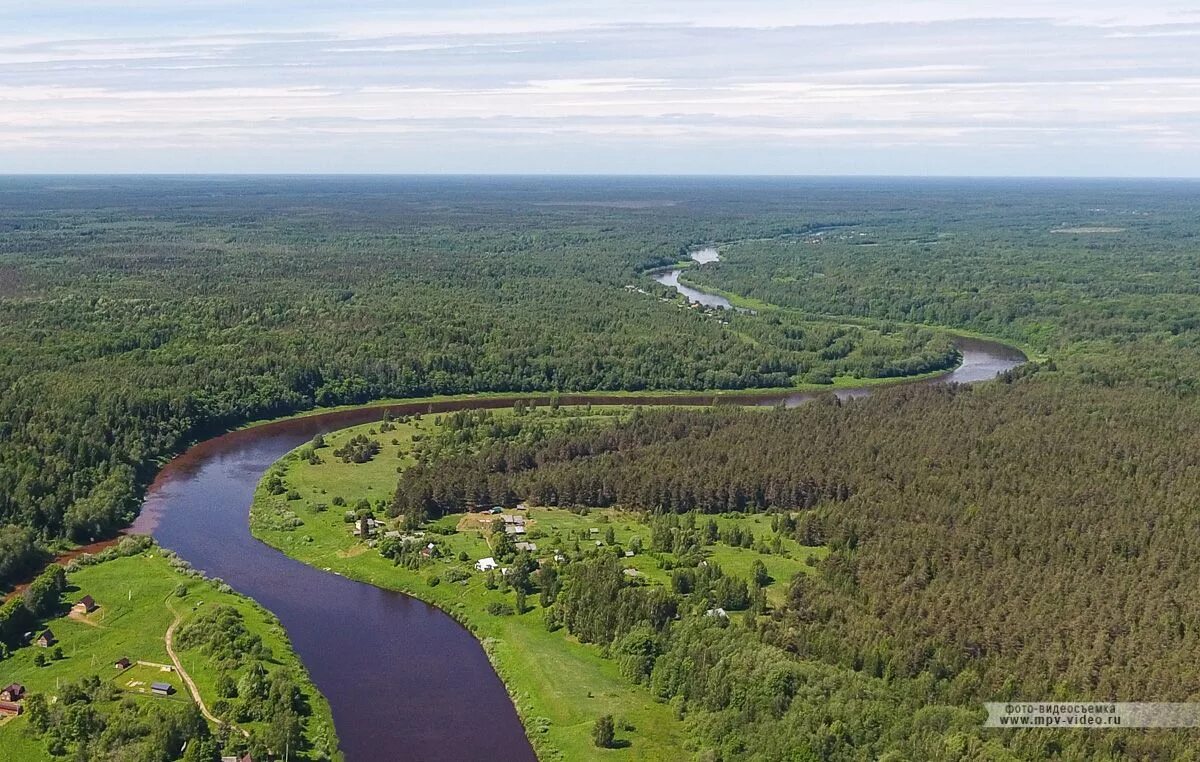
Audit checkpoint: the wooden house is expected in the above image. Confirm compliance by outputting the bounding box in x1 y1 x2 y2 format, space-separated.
0 683 24 701
73 595 98 615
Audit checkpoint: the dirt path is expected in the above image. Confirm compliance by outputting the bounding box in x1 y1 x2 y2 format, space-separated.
164 602 248 737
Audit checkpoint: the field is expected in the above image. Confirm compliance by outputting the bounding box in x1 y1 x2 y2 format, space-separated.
252 409 822 760
0 550 338 760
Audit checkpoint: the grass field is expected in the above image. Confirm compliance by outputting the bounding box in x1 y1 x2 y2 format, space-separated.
0 550 338 761
251 407 828 760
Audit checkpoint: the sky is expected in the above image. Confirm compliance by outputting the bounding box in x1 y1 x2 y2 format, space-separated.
2 1 1199 175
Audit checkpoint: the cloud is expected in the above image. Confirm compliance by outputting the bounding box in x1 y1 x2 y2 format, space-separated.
0 2 1197 174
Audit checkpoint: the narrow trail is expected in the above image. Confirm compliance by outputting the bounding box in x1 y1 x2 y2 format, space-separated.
164 601 248 737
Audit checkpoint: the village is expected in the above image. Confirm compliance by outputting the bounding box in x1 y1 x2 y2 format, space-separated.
0 544 335 761
0 589 184 724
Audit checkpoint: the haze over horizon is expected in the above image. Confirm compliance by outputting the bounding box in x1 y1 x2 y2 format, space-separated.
4 1 1199 176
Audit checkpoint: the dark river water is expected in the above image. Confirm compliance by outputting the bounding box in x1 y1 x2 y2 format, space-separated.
122 263 1025 760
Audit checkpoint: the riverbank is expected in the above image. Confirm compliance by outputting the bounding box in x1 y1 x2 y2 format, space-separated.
658 241 1046 363
0 542 338 761
123 334 1022 760
249 408 690 760
248 408 832 759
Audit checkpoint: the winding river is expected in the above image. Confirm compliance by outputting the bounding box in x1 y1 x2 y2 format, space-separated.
652 246 736 309
121 264 1025 760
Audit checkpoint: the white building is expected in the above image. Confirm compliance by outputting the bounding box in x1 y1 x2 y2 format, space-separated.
474 557 498 572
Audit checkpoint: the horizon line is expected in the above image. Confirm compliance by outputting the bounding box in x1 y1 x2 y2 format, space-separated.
2 172 1199 181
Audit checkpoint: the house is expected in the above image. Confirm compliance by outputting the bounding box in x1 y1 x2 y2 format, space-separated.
420 542 435 558
220 754 255 762
73 595 98 614
150 682 174 696
514 542 537 552
114 657 132 670
624 550 635 557
515 502 528 511
35 629 56 648
474 557 498 572
504 525 526 535
0 683 24 701
0 701 22 717
705 607 729 619
623 568 641 577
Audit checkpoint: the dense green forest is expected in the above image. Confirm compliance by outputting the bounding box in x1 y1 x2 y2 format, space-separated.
0 177 962 567
387 384 1200 759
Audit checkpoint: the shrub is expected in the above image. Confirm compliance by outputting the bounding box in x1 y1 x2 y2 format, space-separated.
592 715 615 748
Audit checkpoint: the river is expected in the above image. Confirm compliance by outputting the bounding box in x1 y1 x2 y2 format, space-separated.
120 262 1025 760
652 246 734 309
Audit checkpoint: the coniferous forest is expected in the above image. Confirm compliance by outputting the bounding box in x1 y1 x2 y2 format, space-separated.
4 176 1200 759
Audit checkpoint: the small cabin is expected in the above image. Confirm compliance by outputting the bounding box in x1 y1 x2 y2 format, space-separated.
474 557 498 572
0 683 24 701
514 542 537 552
73 595 98 615
0 700 22 717
150 682 174 696
114 657 132 670
35 629 56 648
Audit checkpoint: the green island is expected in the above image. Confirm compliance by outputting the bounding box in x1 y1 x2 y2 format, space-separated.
0 538 338 761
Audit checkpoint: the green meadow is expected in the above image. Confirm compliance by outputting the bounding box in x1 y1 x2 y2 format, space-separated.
0 549 337 760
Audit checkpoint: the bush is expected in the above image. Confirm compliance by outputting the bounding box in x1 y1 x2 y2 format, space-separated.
486 601 514 616
592 715 615 748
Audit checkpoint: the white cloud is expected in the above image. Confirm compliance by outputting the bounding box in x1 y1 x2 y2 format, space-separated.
0 2 1197 173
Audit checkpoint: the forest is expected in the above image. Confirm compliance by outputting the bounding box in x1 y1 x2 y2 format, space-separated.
387 381 1200 759
0 177 962 572
4 175 1200 759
